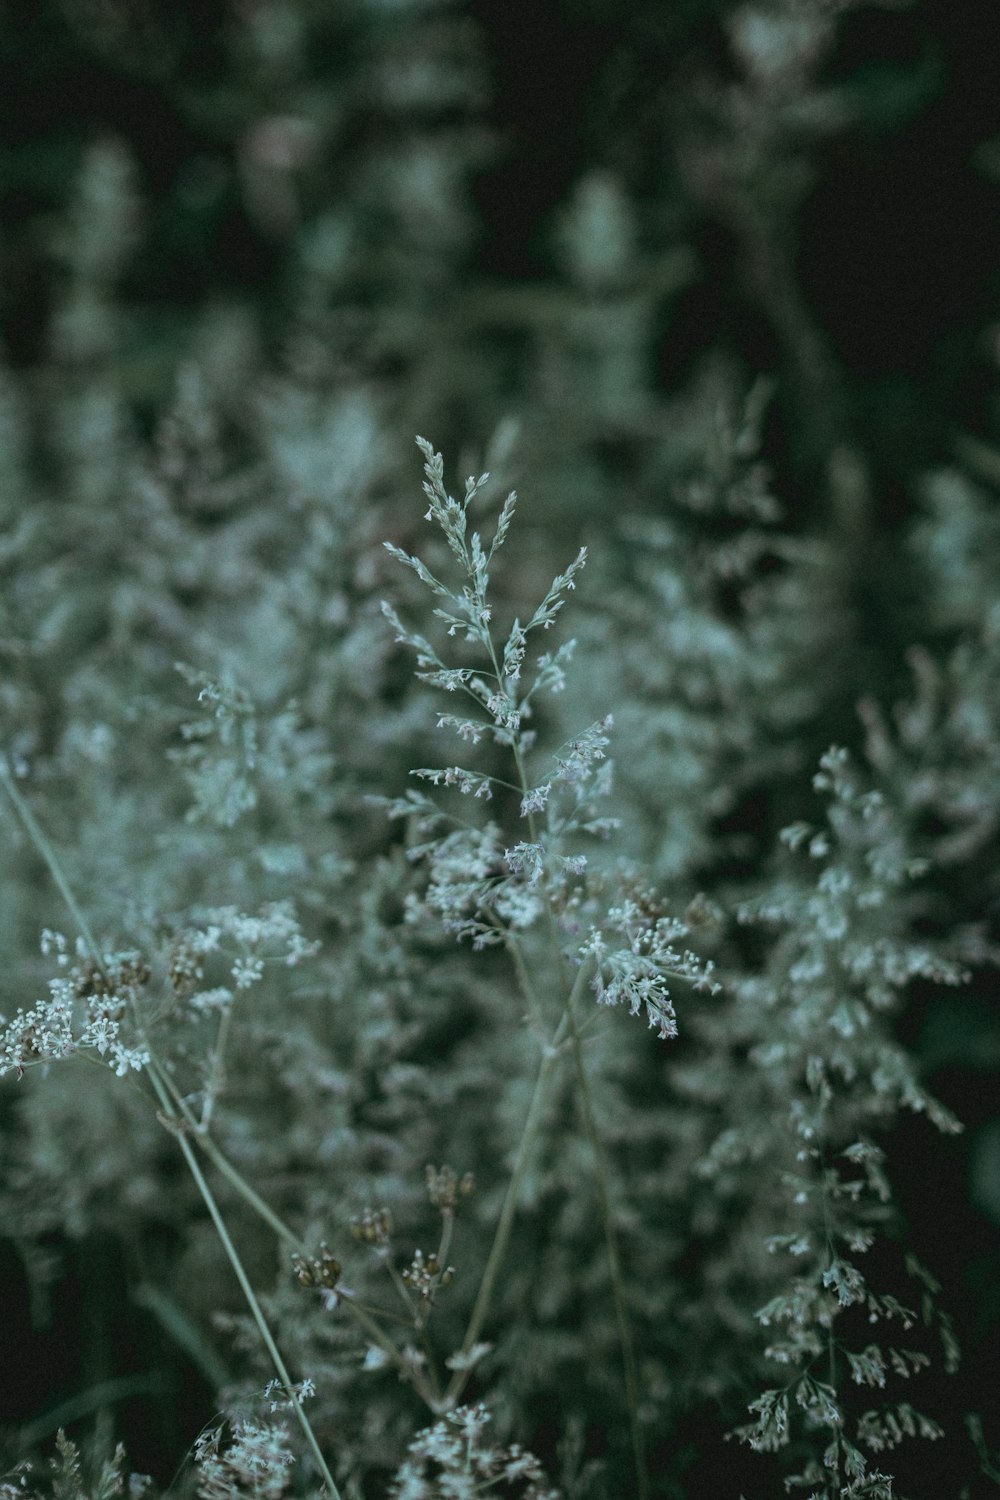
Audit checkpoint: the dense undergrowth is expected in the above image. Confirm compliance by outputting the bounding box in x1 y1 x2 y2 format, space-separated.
2 2 1000 1498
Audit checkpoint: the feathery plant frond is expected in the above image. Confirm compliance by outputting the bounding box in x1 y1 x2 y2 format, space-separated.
382 438 718 1030
379 437 724 1499
682 746 965 1497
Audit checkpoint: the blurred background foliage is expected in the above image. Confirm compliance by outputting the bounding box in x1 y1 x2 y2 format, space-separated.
1 0 1000 1495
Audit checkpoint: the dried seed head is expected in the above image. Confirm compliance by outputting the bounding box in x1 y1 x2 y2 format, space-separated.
292 1245 341 1290
317 1245 342 1288
350 1207 393 1246
427 1163 473 1210
291 1254 315 1288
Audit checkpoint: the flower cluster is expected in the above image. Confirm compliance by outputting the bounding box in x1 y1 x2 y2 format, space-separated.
580 898 720 1040
193 1419 295 1500
389 1405 559 1500
384 442 707 1048
719 748 965 1491
0 938 152 1079
0 900 318 1082
168 901 319 1009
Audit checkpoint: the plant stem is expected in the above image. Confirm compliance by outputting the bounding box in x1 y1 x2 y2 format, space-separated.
506 930 551 1043
149 1047 305 1252
446 968 582 1406
0 773 344 1489
0 759 103 966
201 999 236 1130
148 1049 442 1405
445 1039 559 1405
565 993 649 1500
147 1069 343 1497
505 724 650 1499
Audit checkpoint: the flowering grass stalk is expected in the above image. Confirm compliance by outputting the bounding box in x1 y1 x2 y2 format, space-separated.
381 438 720 1495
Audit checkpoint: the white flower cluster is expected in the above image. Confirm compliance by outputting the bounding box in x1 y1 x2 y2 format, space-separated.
504 841 545 885
0 939 152 1080
0 902 319 1081
383 442 716 1053
411 765 493 799
263 1376 316 1413
404 823 554 946
519 782 552 816
581 899 720 1040
172 901 319 1009
390 1404 560 1500
193 1419 295 1500
553 715 613 786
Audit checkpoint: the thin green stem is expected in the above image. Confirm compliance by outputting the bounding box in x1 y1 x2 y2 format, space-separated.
445 1041 559 1406
446 974 582 1406
198 1129 305 1251
565 993 649 1500
146 1067 343 1499
338 1289 442 1410
149 1049 442 1404
201 999 237 1131
436 1207 455 1273
149 1046 305 1254
0 759 103 966
380 1249 443 1401
505 931 550 1044
337 1292 412 1330
388 1258 417 1312
503 715 649 1499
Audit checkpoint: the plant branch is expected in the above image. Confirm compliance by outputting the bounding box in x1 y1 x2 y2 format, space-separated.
147 1067 343 1498
565 990 649 1500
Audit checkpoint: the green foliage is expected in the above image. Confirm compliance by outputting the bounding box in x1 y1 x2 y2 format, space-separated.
1 424 994 1497
2 3 1000 1498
